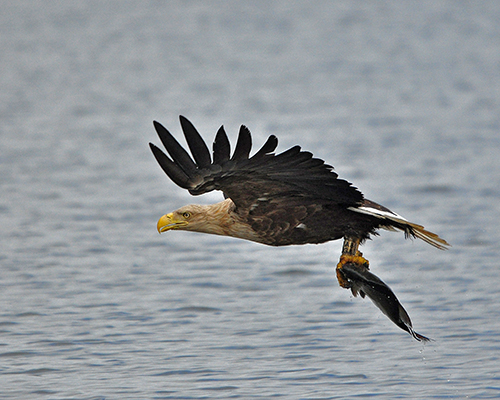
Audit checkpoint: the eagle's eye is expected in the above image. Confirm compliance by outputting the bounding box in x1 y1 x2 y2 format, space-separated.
182 212 191 219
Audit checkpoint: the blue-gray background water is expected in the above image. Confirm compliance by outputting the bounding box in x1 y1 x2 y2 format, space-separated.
1 1 499 399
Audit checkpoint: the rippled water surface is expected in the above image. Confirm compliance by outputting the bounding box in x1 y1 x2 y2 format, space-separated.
1 1 500 399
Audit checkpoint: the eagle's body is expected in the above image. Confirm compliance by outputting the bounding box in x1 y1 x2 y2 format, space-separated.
150 116 449 341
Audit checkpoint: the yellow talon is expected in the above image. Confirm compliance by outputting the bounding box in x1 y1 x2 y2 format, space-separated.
336 253 370 289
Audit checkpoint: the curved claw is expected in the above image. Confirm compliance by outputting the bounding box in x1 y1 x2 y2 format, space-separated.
336 254 369 289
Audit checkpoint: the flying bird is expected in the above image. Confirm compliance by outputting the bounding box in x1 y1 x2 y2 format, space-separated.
149 116 449 341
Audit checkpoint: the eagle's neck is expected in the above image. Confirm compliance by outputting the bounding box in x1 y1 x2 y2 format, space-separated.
199 199 262 243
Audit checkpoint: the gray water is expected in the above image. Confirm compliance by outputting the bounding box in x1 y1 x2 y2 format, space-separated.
1 1 499 399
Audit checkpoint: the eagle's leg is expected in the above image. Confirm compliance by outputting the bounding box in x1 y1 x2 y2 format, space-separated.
336 237 370 289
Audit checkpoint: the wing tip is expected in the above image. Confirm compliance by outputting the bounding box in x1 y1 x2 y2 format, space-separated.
230 124 253 161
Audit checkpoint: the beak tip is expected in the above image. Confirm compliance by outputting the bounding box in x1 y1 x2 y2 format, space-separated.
157 213 176 234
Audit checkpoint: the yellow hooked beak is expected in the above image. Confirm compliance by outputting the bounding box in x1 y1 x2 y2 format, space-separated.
157 213 188 233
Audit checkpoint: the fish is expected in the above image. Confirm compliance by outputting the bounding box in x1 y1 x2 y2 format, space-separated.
340 262 431 342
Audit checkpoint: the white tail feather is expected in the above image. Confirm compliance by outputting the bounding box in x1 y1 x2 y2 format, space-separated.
349 206 450 250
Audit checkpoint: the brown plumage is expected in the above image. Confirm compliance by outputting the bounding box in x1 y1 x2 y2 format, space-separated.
150 116 449 341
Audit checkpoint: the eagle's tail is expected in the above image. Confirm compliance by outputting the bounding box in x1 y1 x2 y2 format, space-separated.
349 200 450 250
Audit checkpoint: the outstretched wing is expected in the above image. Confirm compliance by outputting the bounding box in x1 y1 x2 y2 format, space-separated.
149 116 363 211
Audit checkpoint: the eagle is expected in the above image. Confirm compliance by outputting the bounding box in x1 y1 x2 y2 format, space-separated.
149 116 449 342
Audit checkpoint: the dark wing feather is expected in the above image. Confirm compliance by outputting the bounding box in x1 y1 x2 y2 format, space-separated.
150 117 363 209
179 115 212 168
251 135 278 159
153 121 197 176
149 143 191 189
213 126 231 164
231 125 252 161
